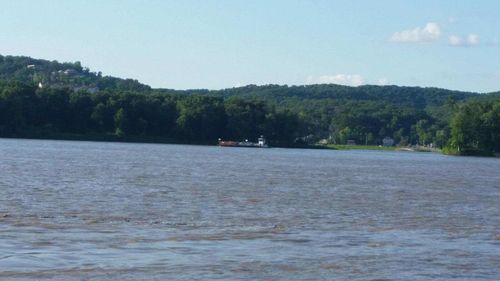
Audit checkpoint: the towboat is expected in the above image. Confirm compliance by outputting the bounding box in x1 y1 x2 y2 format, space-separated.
218 136 268 148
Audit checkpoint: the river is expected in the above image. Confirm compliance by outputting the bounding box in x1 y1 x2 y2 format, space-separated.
0 138 499 280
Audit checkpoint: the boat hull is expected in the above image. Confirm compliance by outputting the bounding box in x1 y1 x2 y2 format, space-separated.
218 140 268 148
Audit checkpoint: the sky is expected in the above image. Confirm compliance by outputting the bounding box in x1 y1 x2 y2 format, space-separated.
0 0 499 92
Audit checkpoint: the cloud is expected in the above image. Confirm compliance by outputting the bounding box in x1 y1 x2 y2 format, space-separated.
448 17 457 24
496 70 500 78
390 22 441 43
467 34 479 45
307 74 365 87
448 34 479 46
448 35 463 46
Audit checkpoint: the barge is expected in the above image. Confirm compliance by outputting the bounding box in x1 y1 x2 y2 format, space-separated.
218 136 268 148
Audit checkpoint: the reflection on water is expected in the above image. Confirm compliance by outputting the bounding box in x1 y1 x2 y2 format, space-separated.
0 138 499 280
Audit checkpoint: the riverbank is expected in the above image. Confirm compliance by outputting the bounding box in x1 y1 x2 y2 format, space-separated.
323 144 449 153
2 134 497 157
325 144 397 151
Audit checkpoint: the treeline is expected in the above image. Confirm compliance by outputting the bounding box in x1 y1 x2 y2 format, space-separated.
1 55 499 155
196 84 477 108
297 99 447 146
0 80 436 147
3 80 499 154
0 81 300 145
447 101 500 155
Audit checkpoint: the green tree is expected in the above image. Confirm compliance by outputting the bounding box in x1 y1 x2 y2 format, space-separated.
448 101 500 154
114 108 129 136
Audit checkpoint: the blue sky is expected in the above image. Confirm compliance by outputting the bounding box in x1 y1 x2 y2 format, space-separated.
0 0 499 92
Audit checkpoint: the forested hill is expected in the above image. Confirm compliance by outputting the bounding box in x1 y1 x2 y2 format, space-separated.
1 55 499 155
156 83 487 110
0 54 482 108
0 54 150 92
182 84 478 109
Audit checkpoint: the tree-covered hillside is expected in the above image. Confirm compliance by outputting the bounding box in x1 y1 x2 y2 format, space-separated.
200 84 477 108
0 54 150 92
0 55 499 155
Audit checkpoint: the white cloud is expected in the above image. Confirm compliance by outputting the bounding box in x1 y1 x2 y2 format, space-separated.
390 22 441 43
308 74 365 87
467 34 479 46
448 35 463 46
448 34 479 46
495 70 500 78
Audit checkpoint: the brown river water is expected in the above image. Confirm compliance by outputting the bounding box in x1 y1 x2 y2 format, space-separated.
0 138 499 280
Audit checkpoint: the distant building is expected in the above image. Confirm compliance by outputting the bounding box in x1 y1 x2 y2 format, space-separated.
38 82 43 88
317 139 328 145
27 64 36 69
296 134 314 143
63 69 78 76
382 136 394 146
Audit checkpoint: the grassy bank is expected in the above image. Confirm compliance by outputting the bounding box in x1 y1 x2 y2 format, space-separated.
325 144 397 151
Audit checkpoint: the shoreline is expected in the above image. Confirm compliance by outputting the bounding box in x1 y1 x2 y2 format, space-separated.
1 135 497 157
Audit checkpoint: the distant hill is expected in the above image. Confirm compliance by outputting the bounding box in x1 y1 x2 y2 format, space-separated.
1 54 495 109
193 84 479 109
0 54 150 92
